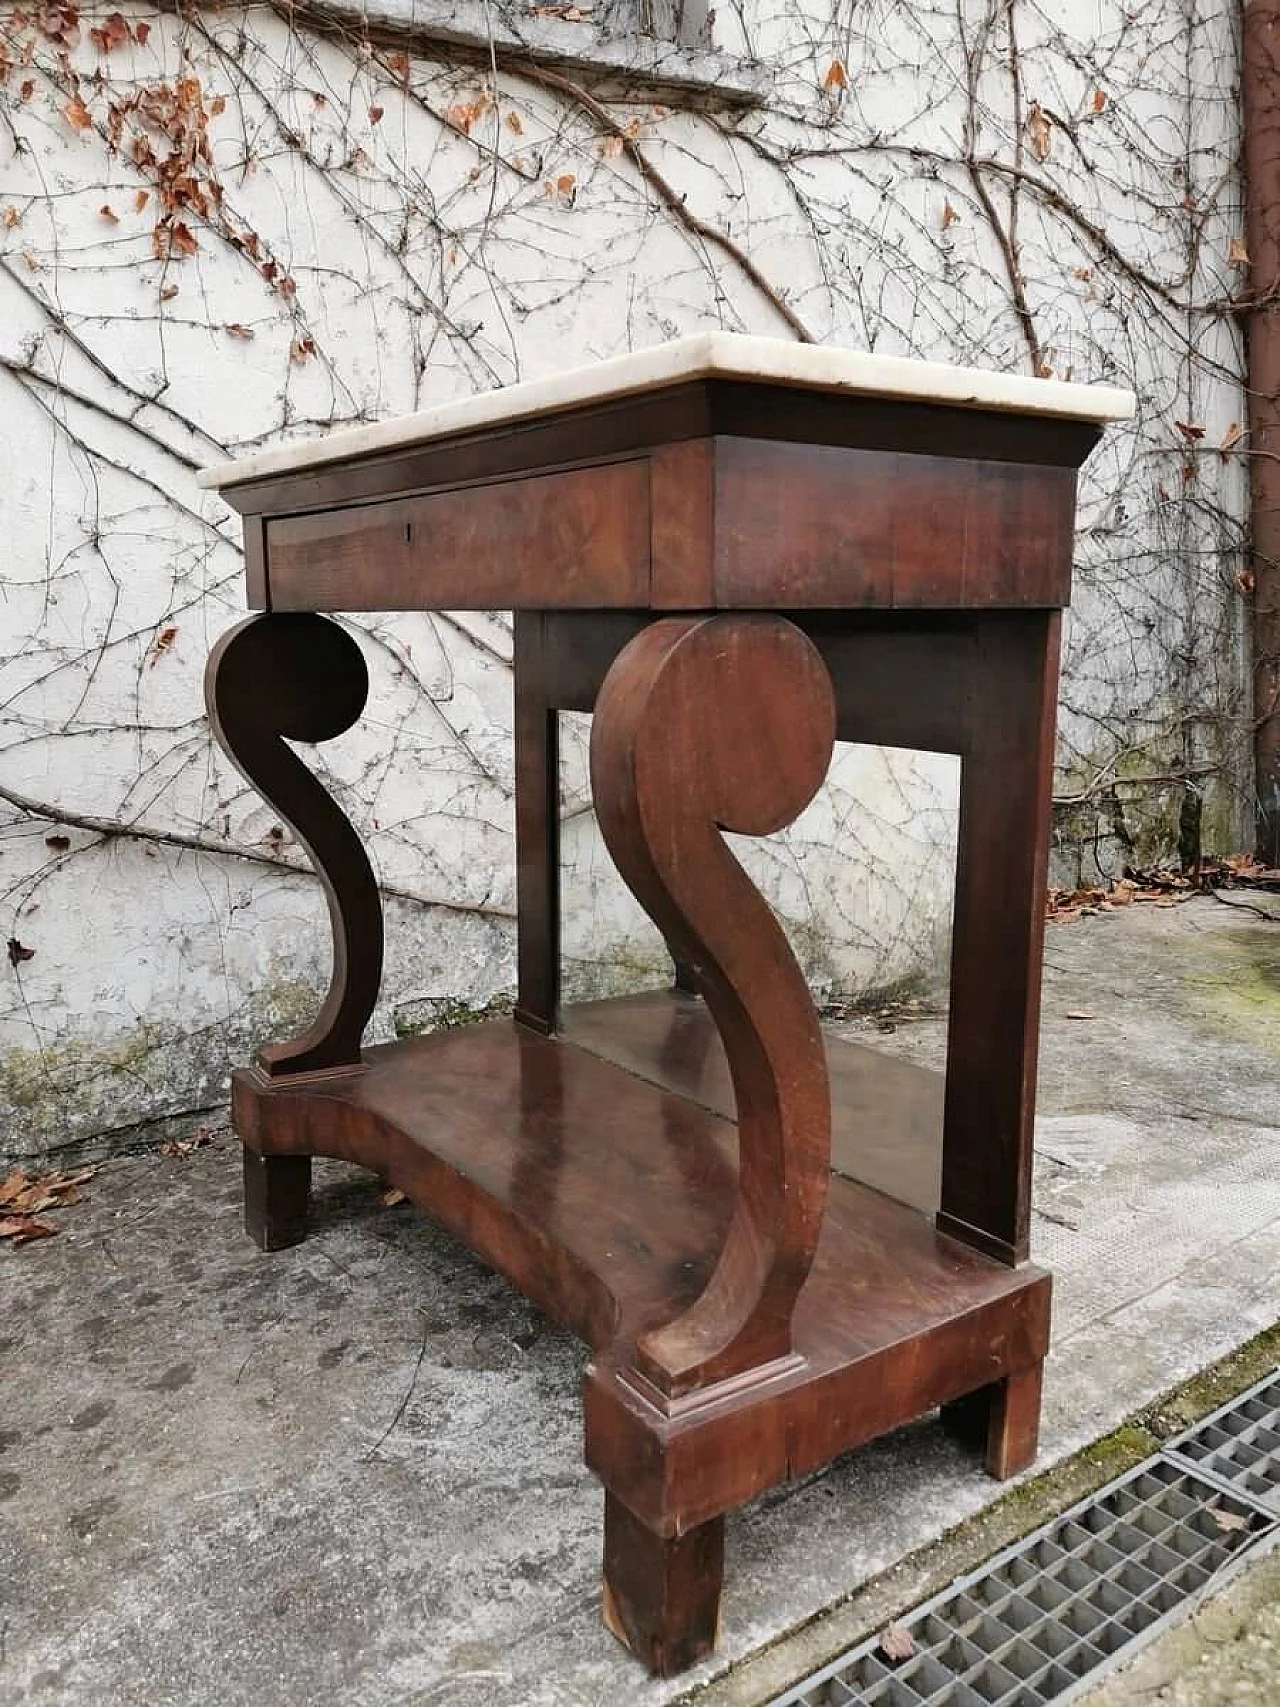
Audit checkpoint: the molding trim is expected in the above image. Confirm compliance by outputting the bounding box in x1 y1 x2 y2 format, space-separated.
279 0 771 107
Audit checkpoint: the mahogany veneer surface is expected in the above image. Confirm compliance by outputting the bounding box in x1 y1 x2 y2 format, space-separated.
561 989 943 1214
233 1000 1038 1386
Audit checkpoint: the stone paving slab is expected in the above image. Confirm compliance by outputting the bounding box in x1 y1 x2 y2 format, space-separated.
3 896 1280 1706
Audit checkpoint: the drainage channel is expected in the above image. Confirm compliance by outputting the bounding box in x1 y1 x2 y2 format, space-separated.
770 1368 1280 1707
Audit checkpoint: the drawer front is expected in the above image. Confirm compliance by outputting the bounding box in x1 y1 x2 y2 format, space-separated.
264 459 651 610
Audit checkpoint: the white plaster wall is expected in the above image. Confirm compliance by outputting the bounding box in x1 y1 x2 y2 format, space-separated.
0 1 1248 1159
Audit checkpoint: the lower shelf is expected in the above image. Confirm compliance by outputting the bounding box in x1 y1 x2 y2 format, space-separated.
234 991 1048 1507
561 986 945 1213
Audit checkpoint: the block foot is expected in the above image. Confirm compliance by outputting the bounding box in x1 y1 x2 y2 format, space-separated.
602 1492 724 1677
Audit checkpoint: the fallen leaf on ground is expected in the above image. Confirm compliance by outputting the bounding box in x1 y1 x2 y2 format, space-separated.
878 1625 916 1662
160 1127 215 1159
1210 1505 1250 1533
0 1214 57 1245
0 1166 96 1220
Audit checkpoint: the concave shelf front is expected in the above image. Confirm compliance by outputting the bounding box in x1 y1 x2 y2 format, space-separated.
233 992 1046 1446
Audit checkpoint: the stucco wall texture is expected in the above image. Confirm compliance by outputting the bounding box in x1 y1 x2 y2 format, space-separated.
0 0 1250 1160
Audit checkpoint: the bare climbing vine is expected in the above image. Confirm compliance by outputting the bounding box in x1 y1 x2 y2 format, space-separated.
0 0 1251 1154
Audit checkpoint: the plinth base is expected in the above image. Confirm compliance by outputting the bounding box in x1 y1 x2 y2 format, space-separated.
232 990 1049 1672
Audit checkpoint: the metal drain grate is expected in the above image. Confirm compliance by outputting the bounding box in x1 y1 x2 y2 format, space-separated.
771 1452 1277 1707
1164 1370 1280 1512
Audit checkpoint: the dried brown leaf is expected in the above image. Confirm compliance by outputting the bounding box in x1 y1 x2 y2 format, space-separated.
823 60 849 92
1221 421 1246 456
878 1625 916 1663
1027 102 1052 161
56 1167 98 1189
446 97 490 135
0 1170 28 1207
160 1128 213 1160
1229 235 1250 269
7 937 35 966
11 1186 59 1214
0 1214 57 1246
64 95 93 133
1210 1505 1249 1534
379 1187 407 1207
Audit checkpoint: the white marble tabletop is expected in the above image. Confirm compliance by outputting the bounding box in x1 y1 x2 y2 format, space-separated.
198 331 1137 491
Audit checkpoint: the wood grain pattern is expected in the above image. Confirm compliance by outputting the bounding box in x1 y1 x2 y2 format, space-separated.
561 988 943 1214
939 612 1062 1265
603 1493 723 1676
713 438 1077 608
513 610 561 1035
231 1010 1050 1531
205 613 383 1076
265 460 650 610
590 616 836 1399
243 1148 310 1251
649 439 715 608
940 1362 1045 1478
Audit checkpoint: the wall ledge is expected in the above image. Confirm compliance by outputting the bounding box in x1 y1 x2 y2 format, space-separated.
282 0 772 107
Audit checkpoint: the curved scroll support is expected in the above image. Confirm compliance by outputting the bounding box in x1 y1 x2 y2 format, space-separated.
590 615 836 1399
205 613 383 1077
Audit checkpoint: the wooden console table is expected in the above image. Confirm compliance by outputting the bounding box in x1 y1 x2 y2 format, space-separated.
200 334 1132 1676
